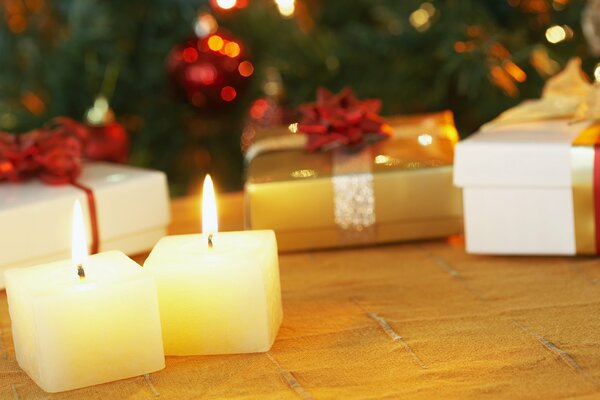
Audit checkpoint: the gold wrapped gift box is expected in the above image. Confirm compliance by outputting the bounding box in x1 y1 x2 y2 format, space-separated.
244 111 463 251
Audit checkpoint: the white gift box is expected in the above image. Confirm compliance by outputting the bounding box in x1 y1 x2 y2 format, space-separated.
0 162 170 288
454 120 593 255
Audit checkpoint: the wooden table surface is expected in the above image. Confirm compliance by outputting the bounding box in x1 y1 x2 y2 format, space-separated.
2 193 600 399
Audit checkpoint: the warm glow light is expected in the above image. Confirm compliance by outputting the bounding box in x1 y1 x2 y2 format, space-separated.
182 47 198 63
545 25 567 44
275 0 295 17
221 86 237 101
207 35 224 52
504 61 527 82
223 41 241 58
409 9 429 29
71 200 88 272
216 0 237 9
186 63 218 85
202 175 218 234
409 2 436 32
238 61 254 77
595 64 600 83
194 13 218 38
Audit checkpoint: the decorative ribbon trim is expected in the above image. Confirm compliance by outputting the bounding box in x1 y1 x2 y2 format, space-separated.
244 112 458 164
594 144 600 254
331 149 376 239
482 58 599 131
571 123 600 254
244 134 306 164
71 180 100 255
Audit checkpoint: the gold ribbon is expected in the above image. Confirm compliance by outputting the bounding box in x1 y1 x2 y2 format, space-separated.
571 123 600 254
482 58 598 131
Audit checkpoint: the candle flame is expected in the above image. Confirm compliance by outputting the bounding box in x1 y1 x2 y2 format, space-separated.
202 174 218 235
71 199 88 276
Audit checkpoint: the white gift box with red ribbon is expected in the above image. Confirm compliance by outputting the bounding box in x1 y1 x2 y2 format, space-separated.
0 162 170 288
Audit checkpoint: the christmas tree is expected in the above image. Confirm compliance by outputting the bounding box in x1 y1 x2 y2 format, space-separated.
0 0 594 194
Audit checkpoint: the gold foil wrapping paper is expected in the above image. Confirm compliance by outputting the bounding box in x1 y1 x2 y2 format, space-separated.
244 111 463 251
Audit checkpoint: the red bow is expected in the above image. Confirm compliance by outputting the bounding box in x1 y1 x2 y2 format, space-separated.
297 87 391 152
0 117 86 185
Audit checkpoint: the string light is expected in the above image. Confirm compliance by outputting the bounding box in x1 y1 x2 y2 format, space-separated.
182 47 199 63
21 91 45 115
594 63 600 83
211 0 248 10
238 61 254 77
503 61 527 83
221 86 237 102
409 2 436 32
194 13 218 38
545 25 573 44
223 41 241 58
215 0 236 10
207 35 224 51
274 0 295 17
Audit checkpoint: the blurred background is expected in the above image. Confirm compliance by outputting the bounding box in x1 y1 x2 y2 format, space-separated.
0 0 598 194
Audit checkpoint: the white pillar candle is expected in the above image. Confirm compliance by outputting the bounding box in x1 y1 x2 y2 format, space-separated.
144 175 282 355
4 200 165 393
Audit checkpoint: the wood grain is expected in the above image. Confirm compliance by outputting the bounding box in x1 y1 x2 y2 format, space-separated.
2 193 600 399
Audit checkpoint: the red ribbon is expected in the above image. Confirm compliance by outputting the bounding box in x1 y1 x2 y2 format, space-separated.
0 117 86 184
594 144 600 254
297 87 391 152
71 181 101 254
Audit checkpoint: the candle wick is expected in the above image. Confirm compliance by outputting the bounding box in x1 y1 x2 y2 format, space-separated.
208 233 214 249
77 264 86 280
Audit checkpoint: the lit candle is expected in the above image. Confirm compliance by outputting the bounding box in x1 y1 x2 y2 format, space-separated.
144 175 282 355
4 200 165 393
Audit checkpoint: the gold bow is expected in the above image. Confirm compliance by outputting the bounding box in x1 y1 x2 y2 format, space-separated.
482 58 600 130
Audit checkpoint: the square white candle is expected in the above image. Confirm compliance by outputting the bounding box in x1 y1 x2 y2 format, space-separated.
4 251 165 393
143 230 282 355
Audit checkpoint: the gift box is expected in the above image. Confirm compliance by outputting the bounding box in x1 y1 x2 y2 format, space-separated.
0 162 170 288
245 111 463 251
454 59 600 255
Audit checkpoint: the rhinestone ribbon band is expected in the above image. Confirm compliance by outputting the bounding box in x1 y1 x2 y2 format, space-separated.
332 148 376 240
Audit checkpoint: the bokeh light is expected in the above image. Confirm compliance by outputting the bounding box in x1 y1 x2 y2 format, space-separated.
275 0 295 17
194 13 218 38
545 25 573 44
238 61 254 77
207 35 224 51
182 47 199 63
186 63 218 85
223 41 241 58
215 0 237 10
409 2 436 32
221 86 237 101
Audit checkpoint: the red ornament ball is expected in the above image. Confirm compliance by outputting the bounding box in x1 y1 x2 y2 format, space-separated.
84 121 129 163
166 30 253 110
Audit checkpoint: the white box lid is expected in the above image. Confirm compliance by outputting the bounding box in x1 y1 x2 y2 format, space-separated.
0 162 170 267
454 120 591 188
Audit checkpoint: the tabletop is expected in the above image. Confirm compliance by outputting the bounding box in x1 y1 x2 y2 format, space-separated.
2 193 600 399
